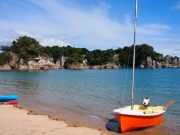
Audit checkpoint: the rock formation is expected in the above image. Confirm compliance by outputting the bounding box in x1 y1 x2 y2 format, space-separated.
140 55 180 69
0 52 179 70
0 53 63 70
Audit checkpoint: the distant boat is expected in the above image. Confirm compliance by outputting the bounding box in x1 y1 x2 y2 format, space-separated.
113 0 170 132
0 95 19 102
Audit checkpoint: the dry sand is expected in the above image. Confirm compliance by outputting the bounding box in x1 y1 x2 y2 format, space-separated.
0 105 102 135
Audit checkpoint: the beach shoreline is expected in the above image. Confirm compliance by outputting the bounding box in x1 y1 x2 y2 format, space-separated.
0 104 106 135
18 103 107 130
19 102 180 135
0 103 179 135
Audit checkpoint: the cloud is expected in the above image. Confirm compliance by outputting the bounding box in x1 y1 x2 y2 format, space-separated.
40 38 70 47
0 0 133 49
0 0 179 56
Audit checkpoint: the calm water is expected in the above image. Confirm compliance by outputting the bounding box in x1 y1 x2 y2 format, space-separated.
0 69 179 133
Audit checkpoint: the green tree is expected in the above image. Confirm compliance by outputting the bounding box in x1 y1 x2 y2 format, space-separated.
0 52 11 65
10 36 43 60
116 44 163 67
64 53 84 68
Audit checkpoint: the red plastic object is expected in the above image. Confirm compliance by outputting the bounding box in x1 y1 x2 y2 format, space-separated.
6 100 18 105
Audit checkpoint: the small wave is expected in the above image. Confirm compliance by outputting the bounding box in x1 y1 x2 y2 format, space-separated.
88 115 102 120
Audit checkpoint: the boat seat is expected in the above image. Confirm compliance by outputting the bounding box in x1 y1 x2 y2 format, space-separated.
134 105 164 114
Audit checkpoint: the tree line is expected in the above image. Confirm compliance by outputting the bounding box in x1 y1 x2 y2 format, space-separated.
0 36 163 67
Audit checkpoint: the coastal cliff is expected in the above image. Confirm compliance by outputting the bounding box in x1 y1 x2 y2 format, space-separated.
140 56 180 69
0 53 64 70
0 53 118 70
0 36 179 70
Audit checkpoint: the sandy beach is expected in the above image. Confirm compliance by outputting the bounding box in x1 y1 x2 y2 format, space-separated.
0 105 102 135
1 104 180 135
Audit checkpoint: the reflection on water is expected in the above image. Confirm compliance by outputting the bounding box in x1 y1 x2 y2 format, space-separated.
0 69 180 134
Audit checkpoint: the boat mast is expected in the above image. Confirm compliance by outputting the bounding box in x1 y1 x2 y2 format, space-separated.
131 0 138 110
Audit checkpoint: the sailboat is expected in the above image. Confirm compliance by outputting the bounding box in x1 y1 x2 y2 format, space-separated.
113 0 172 132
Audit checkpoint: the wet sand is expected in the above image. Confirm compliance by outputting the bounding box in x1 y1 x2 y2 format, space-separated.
19 100 180 135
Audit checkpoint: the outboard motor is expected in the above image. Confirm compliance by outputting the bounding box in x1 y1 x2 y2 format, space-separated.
143 97 151 107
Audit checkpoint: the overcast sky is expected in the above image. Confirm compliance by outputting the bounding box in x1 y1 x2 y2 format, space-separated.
0 0 180 56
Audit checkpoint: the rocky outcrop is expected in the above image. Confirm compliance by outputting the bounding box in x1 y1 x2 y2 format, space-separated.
9 53 19 69
146 57 153 68
89 63 119 69
0 63 12 70
156 61 162 68
0 52 19 70
18 56 62 70
140 55 180 69
67 64 89 70
145 57 156 68
65 63 118 70
0 54 119 70
0 54 63 70
0 52 179 70
60 56 67 67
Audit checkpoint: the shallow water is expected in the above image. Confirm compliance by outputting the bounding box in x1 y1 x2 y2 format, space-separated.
0 69 179 134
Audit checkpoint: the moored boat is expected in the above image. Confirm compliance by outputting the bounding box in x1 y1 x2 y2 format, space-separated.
0 95 19 102
113 0 170 132
114 105 165 132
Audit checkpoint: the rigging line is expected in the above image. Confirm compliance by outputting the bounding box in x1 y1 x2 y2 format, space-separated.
122 47 132 105
122 44 134 105
122 67 128 105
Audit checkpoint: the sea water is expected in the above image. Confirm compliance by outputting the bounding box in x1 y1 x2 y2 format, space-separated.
0 69 179 133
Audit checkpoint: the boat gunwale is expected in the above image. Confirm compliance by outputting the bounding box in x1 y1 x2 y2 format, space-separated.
113 106 166 117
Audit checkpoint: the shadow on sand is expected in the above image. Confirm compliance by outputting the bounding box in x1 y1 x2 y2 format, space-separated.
105 117 120 133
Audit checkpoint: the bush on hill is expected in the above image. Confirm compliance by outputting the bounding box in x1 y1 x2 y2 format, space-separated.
118 44 163 67
10 36 43 60
0 36 164 67
0 52 11 65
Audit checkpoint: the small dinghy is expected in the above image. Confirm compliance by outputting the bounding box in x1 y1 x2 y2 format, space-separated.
113 0 173 132
114 105 165 132
0 95 19 102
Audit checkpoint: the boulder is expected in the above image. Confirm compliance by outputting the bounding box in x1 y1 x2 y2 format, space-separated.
60 56 67 67
18 56 61 70
140 64 144 69
0 63 11 70
156 62 162 68
152 60 156 69
9 53 19 69
146 57 152 68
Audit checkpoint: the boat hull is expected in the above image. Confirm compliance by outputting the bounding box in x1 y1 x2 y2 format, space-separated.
115 113 164 132
0 95 19 102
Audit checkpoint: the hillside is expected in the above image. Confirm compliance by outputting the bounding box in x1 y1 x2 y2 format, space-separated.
0 36 179 70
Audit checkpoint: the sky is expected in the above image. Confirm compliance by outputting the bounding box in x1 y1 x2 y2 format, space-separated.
0 0 180 56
